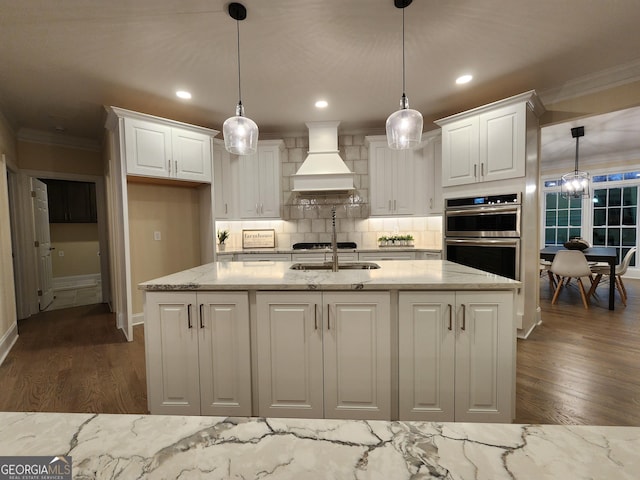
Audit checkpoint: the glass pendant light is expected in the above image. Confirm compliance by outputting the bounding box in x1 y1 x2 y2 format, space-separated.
561 126 590 199
386 0 423 150
223 2 258 156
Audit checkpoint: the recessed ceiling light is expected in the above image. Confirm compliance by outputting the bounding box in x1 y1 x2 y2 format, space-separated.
315 100 328 109
456 74 473 85
176 90 192 99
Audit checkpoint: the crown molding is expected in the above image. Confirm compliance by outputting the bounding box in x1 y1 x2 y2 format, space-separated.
539 59 640 106
16 128 101 152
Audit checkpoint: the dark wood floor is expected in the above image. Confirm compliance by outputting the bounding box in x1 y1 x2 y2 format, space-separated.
1 279 639 425
515 276 640 426
0 303 147 414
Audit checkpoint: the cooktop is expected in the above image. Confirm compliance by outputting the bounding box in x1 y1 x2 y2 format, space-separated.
292 242 357 250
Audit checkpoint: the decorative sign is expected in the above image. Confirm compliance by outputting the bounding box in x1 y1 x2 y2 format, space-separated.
242 229 276 249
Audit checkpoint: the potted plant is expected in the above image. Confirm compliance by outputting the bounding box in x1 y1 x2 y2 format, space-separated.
217 229 229 250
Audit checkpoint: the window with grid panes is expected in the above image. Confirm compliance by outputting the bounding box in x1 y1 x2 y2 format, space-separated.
592 186 637 265
544 192 582 246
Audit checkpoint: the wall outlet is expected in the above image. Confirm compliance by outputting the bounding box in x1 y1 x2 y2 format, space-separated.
153 231 161 241
58 250 64 257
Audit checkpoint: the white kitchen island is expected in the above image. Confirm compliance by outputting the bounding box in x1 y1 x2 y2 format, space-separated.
140 260 519 423
2 412 638 479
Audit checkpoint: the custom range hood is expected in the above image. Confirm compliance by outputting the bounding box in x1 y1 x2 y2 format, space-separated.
291 121 355 192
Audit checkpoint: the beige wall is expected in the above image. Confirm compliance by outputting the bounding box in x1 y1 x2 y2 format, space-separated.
128 182 202 313
0 111 17 344
541 80 640 126
17 141 103 176
50 223 100 277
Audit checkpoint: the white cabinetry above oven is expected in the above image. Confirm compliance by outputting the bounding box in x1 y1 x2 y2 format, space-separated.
436 91 543 188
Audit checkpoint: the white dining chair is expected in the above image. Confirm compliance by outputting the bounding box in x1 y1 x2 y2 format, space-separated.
589 247 637 306
550 250 593 309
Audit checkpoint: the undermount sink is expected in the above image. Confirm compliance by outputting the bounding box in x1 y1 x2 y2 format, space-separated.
290 262 380 271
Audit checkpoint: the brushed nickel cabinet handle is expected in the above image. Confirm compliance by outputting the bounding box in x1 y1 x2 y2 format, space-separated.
174 160 178 176
187 304 193 329
481 162 485 177
199 304 204 328
394 199 397 211
448 304 453 331
168 159 171 175
314 304 318 330
224 203 228 214
474 164 477 178
461 304 466 331
327 304 330 330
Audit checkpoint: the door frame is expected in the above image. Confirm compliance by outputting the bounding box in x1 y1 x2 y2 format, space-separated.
10 168 111 318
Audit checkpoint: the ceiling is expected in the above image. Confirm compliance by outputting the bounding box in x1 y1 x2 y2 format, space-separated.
1 0 640 162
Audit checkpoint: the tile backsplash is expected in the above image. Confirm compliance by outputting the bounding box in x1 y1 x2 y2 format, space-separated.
215 134 443 250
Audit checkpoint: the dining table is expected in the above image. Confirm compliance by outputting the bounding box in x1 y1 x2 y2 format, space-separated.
540 246 618 310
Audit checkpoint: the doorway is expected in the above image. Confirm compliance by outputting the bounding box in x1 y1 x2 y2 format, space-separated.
7 170 111 319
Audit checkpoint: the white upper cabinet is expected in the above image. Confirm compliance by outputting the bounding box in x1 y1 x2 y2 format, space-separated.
213 139 235 219
437 91 541 187
238 140 283 219
111 107 217 183
367 137 427 216
421 132 443 215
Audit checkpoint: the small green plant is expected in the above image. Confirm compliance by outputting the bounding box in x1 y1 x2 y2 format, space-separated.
217 229 230 244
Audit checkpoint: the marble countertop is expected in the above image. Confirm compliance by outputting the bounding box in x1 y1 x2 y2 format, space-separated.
139 260 520 291
1 412 638 479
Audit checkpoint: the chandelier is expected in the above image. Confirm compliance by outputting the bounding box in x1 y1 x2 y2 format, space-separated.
561 126 589 199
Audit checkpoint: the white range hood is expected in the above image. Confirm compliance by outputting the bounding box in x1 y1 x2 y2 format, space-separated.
291 121 355 192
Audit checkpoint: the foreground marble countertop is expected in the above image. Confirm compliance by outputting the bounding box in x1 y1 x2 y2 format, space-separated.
139 260 520 291
1 412 638 479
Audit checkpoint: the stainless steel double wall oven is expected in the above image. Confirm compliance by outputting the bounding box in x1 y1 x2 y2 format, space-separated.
445 193 521 280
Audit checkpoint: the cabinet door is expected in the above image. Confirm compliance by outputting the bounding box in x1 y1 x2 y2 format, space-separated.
323 292 391 420
257 144 281 218
441 117 479 187
479 103 525 182
454 291 514 423
238 152 262 218
369 142 395 216
198 292 251 416
392 149 415 215
256 292 324 418
425 136 443 215
172 128 212 183
124 118 172 178
145 292 200 415
213 143 233 218
399 292 455 421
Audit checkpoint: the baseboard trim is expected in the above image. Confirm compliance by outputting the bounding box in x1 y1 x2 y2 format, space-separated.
517 310 541 339
0 322 19 367
131 312 145 326
53 273 101 291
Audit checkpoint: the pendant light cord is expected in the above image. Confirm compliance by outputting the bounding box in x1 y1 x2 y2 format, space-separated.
236 17 242 106
402 5 406 97
574 136 580 174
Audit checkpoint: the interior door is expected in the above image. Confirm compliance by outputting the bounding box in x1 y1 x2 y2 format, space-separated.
31 178 54 310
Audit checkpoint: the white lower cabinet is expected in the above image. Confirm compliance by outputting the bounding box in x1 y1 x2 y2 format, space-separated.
144 291 251 416
256 291 391 420
398 291 514 422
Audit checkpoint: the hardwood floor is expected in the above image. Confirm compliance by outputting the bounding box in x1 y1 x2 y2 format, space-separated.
0 303 147 414
1 280 639 425
515 276 640 426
